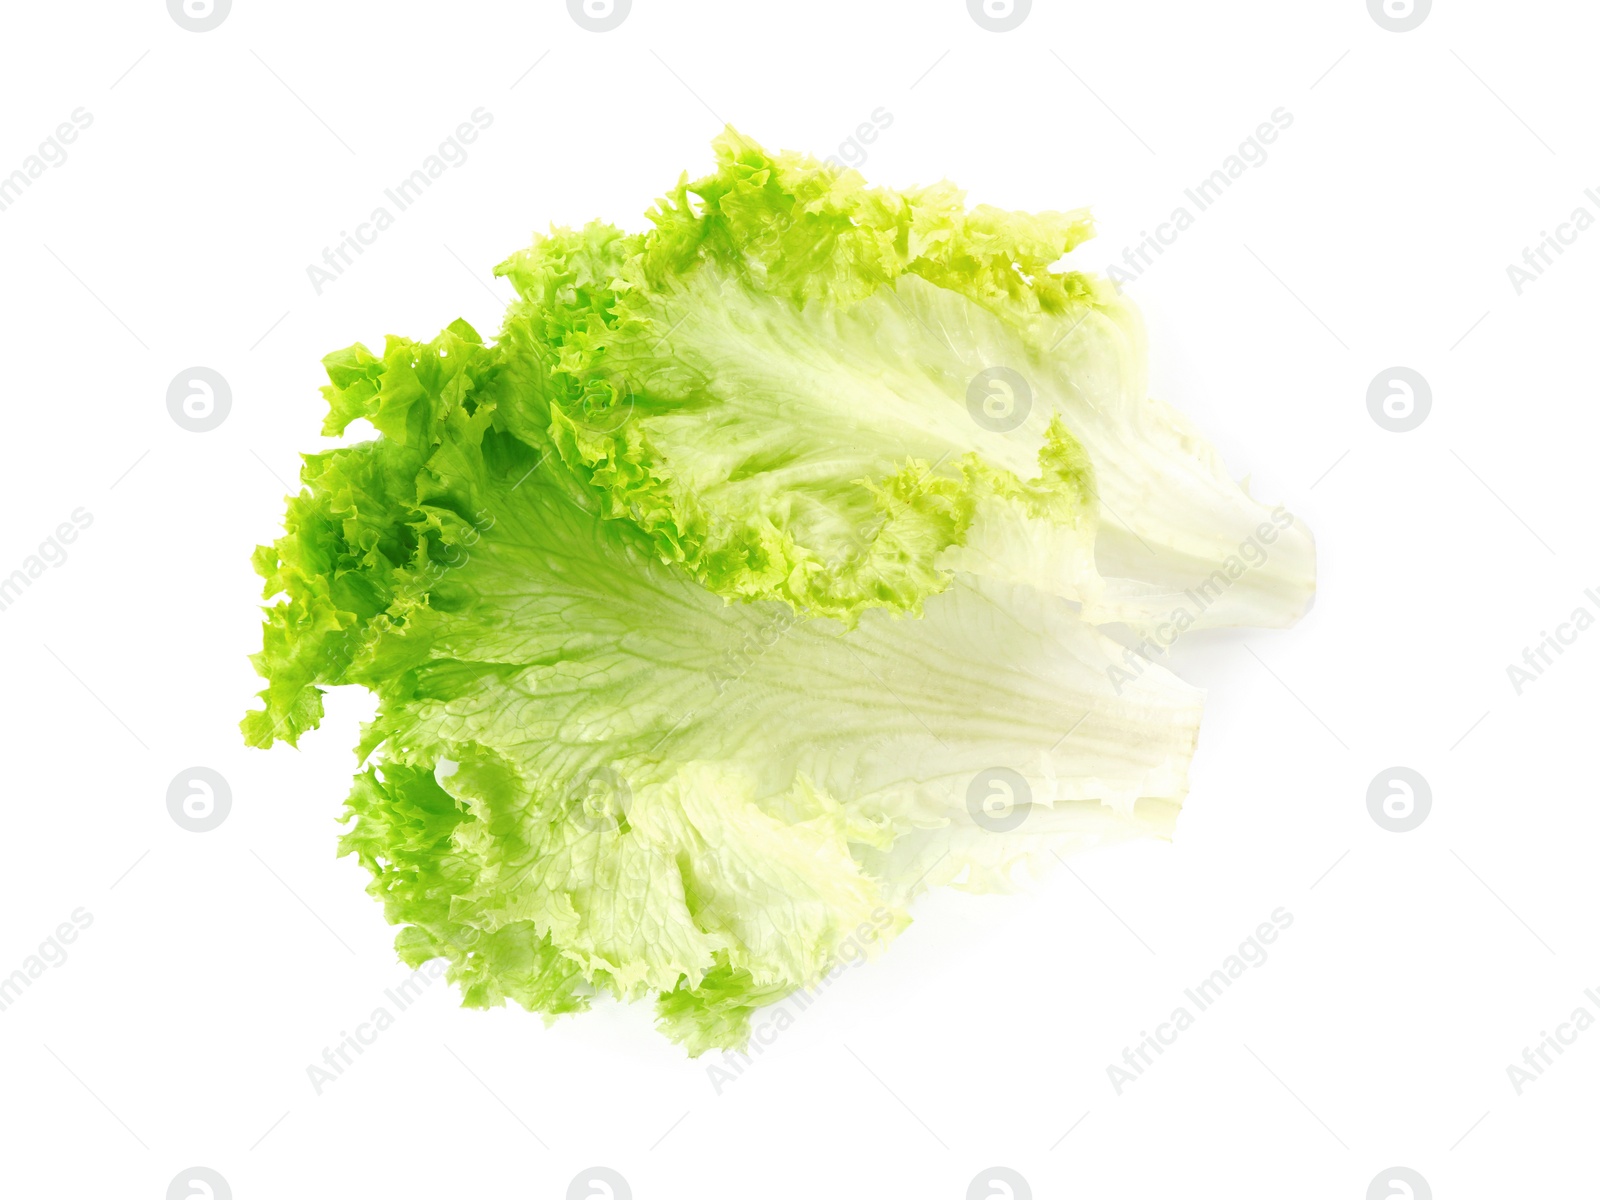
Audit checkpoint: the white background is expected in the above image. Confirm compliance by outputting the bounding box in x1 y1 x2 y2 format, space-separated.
0 2 1593 1197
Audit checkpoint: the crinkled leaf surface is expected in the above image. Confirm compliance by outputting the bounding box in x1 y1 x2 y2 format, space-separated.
245 130 1310 1053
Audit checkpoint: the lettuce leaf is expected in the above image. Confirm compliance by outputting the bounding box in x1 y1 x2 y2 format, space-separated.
244 130 1311 1053
493 128 1313 629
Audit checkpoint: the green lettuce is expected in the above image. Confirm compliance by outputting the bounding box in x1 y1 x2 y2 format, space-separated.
493 128 1313 628
245 130 1312 1053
